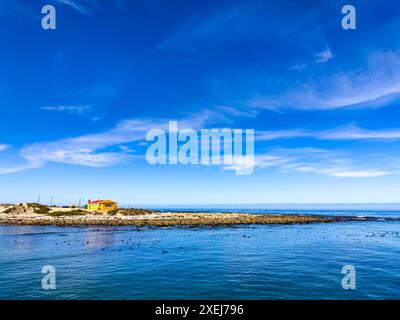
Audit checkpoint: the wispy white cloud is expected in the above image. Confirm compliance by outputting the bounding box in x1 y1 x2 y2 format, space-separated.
40 105 91 115
0 145 43 174
20 119 162 168
292 63 306 71
56 0 98 15
256 129 309 141
157 2 247 50
0 144 9 153
0 112 211 174
246 51 400 110
320 169 389 178
318 125 400 140
291 47 333 71
256 124 400 141
243 148 392 178
315 47 334 63
1 112 398 178
0 159 43 175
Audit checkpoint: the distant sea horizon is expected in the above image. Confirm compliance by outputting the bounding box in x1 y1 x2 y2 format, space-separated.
130 203 400 210
123 203 400 218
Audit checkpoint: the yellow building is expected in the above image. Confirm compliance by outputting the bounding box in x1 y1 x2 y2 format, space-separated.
87 200 118 212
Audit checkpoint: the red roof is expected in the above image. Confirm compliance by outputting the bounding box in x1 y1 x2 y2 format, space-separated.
89 200 115 204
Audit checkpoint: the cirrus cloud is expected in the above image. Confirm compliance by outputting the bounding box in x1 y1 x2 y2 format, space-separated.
245 51 400 111
40 105 91 115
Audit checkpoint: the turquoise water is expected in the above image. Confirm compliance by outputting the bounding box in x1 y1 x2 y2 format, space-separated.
0 210 400 299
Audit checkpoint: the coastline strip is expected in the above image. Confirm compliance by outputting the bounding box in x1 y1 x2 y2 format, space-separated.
0 211 394 227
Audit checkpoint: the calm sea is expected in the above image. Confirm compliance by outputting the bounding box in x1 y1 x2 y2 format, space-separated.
1 207 400 299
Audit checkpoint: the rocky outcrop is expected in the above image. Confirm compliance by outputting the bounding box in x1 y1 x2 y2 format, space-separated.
0 211 333 226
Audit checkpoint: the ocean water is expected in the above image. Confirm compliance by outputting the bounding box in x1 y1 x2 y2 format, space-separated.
142 203 400 218
0 209 400 299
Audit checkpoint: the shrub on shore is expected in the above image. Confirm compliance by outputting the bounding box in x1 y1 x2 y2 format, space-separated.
45 209 86 217
108 209 119 216
27 203 51 215
3 207 15 214
119 208 153 215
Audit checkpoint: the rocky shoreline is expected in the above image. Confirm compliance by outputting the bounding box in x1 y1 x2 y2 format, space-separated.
1 203 397 227
0 211 336 226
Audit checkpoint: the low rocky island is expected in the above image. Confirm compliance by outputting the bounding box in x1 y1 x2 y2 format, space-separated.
0 203 394 227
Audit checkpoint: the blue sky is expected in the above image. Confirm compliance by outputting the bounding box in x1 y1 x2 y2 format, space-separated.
1 0 400 205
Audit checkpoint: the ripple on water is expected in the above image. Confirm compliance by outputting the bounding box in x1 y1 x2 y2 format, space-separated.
0 220 400 299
